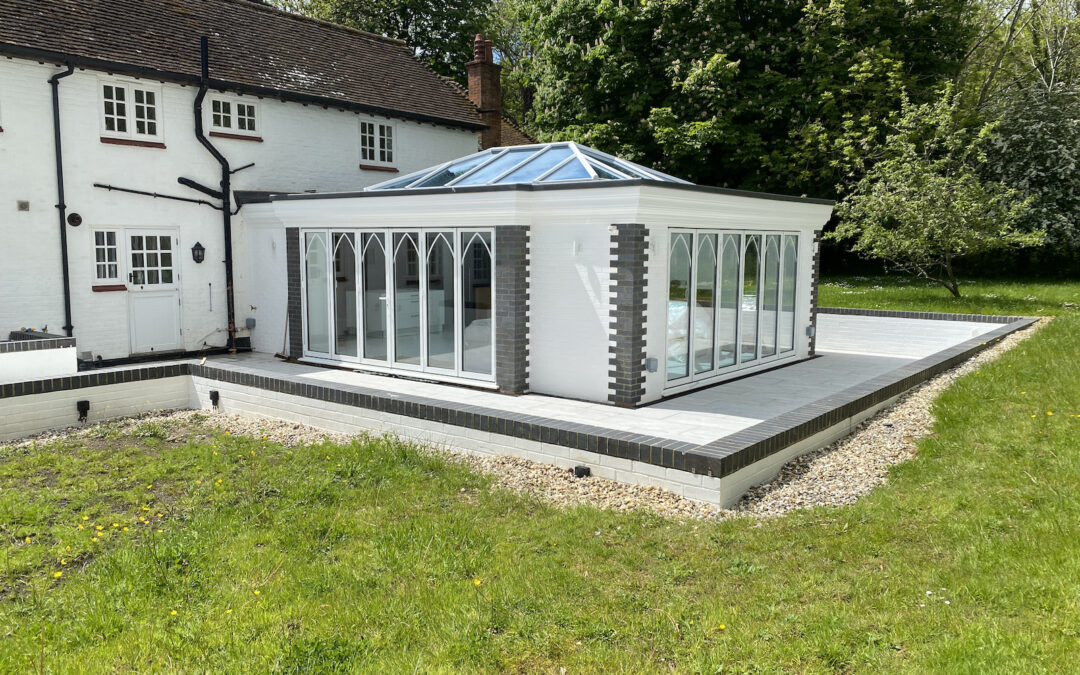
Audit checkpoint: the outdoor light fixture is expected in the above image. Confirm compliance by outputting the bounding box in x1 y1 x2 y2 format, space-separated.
209 390 220 408
191 241 205 264
573 465 591 478
76 400 90 422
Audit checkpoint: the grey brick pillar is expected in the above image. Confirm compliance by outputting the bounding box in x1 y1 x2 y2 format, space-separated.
608 223 649 407
495 226 529 393
285 228 304 359
808 228 823 356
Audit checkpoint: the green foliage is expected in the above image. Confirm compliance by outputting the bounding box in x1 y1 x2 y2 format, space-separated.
292 0 492 82
830 89 1040 296
980 84 1080 251
520 0 976 194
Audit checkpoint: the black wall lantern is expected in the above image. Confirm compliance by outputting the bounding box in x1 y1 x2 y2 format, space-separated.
191 241 205 264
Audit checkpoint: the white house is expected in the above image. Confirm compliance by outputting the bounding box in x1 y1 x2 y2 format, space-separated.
243 142 833 406
0 0 505 361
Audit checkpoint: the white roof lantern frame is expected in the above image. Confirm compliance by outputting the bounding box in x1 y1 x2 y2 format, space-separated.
366 141 692 192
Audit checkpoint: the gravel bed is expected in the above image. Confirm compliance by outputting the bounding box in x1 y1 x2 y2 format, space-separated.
1 320 1043 520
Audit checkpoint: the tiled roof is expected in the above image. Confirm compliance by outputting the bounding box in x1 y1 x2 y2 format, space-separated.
500 116 536 146
0 0 484 129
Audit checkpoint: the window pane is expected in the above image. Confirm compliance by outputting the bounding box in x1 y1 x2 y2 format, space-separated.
760 235 780 358
159 237 171 251
147 269 159 285
161 269 173 284
393 232 421 365
741 235 760 362
718 234 739 367
780 235 798 352
361 233 388 361
160 252 171 268
454 148 538 185
496 146 574 184
667 232 692 381
413 153 490 188
461 231 492 375
694 233 717 374
544 158 591 181
304 232 330 353
426 232 455 369
332 233 358 357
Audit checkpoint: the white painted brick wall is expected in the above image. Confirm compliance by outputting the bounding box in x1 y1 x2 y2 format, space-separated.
0 57 478 360
0 377 191 440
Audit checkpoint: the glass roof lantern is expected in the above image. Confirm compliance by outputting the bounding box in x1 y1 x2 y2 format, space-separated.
367 142 691 191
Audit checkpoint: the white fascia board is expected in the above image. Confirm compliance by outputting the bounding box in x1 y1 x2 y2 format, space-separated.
636 184 834 231
525 184 645 225
237 203 285 229
268 190 530 229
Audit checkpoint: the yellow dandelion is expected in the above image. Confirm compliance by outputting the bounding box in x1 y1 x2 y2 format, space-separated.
91 537 98 542
1047 411 1053 416
253 590 260 596
262 435 267 440
146 484 153 489
66 545 70 551
141 506 149 511
213 451 218 456
24 537 30 544
95 525 103 531
60 559 67 565
719 624 726 630
156 513 163 517
196 480 202 485
1031 414 1037 418
226 609 233 614
473 579 482 587
123 527 129 532
112 523 119 528
170 610 178 616
82 515 89 521
53 571 62 578
77 524 84 530
224 431 230 436
157 529 163 533
251 450 256 456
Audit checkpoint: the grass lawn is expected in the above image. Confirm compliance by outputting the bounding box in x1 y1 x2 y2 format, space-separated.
2 279 1079 673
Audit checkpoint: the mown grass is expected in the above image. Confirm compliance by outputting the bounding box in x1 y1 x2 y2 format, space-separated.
819 274 1080 316
1 281 1078 672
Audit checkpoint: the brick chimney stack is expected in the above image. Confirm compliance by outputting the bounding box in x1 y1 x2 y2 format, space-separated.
467 33 502 149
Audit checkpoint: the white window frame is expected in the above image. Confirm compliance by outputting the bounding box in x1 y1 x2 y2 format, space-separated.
359 118 395 166
99 79 164 141
91 229 122 283
209 95 260 136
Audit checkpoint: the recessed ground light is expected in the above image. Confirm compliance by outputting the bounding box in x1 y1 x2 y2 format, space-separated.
573 465 591 478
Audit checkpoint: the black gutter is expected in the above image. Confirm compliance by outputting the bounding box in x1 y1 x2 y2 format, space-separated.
48 62 75 337
0 42 487 132
195 37 237 353
268 177 837 206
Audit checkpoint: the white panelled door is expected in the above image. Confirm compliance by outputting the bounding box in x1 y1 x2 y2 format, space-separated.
127 230 182 353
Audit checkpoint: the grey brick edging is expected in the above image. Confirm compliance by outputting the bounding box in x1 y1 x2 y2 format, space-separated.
494 226 530 394
2 331 76 354
818 306 1029 324
285 228 304 359
608 224 649 406
1 315 1036 483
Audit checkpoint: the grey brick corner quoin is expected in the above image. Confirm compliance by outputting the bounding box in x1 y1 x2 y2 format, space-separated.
285 228 304 359
494 226 530 394
608 223 649 406
808 228 824 356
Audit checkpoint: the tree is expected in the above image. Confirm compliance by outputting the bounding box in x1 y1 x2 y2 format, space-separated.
278 0 493 82
830 90 1039 296
520 0 978 195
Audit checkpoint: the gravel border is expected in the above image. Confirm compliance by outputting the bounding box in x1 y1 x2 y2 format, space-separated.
1 319 1044 520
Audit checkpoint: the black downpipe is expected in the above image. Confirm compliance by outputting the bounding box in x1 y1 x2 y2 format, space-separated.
49 63 75 337
194 37 237 352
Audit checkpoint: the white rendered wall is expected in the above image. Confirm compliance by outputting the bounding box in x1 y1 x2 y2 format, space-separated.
527 222 614 402
0 57 478 360
0 347 78 383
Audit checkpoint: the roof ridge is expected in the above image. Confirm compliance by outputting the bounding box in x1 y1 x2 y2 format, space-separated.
216 0 408 48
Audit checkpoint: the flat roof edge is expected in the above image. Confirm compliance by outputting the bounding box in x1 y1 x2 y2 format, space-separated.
267 179 835 206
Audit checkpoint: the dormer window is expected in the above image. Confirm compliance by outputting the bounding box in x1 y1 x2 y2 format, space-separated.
100 81 162 142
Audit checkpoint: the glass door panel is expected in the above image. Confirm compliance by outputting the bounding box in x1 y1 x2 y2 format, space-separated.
426 232 456 370
740 235 760 363
667 232 693 381
693 233 717 375
780 235 798 353
393 232 422 366
332 232 358 358
718 234 740 368
760 235 780 358
461 231 493 375
304 232 330 354
361 232 388 361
